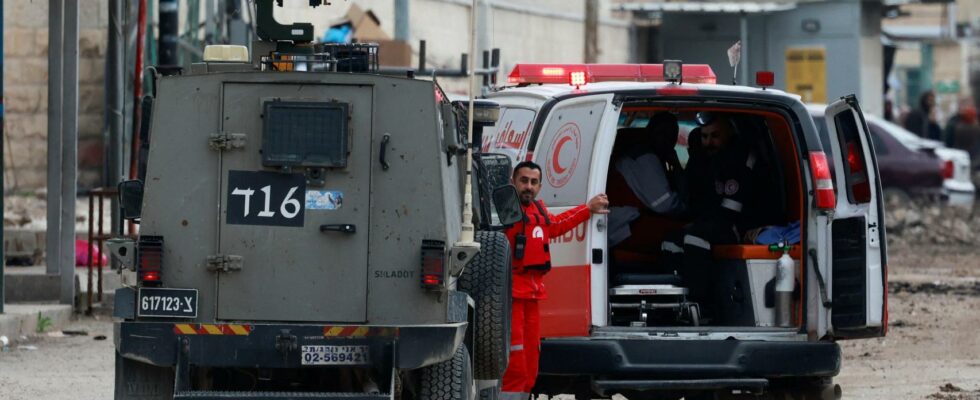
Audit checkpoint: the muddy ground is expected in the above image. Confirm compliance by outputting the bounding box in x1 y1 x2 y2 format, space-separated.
0 243 978 399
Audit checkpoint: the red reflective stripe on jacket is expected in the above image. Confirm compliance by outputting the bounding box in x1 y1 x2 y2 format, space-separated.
505 201 590 299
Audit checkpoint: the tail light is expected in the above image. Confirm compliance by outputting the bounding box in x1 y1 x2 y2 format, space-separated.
138 236 164 286
420 240 446 290
845 142 871 203
942 160 954 179
809 151 836 211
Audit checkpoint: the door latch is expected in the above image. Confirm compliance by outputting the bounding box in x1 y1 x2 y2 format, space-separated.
320 224 356 234
208 132 246 151
206 254 243 272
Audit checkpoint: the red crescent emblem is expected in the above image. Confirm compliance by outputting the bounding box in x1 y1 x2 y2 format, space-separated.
552 136 573 174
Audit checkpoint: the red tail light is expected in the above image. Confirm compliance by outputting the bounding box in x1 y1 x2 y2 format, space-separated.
942 160 954 179
420 240 446 290
138 236 164 286
809 151 836 210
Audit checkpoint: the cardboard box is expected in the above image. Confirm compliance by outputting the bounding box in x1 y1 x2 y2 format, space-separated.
377 40 413 67
332 3 391 42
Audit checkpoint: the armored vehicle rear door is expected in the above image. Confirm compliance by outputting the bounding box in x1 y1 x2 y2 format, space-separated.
216 83 372 322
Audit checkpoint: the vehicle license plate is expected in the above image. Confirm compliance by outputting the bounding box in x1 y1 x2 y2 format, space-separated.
137 288 198 318
301 345 370 365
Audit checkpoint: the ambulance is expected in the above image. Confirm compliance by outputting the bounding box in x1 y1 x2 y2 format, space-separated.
481 63 888 399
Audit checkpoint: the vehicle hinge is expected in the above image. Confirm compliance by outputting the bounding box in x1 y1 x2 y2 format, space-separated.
206 254 243 273
208 132 246 151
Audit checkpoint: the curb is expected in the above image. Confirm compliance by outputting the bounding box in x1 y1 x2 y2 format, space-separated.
0 304 74 342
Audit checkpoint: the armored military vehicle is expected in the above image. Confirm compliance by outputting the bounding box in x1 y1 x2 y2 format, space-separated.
108 1 518 399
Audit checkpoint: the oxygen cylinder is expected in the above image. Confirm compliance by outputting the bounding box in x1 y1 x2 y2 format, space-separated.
775 246 796 327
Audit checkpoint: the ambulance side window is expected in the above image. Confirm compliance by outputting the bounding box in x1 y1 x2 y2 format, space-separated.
482 107 536 166
535 100 606 207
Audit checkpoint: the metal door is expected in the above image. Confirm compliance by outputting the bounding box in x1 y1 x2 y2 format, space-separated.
823 95 888 338
216 83 372 322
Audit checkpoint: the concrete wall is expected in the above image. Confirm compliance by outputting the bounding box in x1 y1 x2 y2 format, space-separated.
3 1 109 192
657 1 883 116
275 0 631 93
763 0 882 116
3 0 630 191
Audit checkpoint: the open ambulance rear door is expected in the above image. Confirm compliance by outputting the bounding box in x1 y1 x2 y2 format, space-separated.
530 94 618 337
823 95 888 339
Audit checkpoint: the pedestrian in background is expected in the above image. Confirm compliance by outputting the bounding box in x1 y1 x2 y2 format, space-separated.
944 97 974 147
952 103 980 169
904 90 942 141
884 99 896 123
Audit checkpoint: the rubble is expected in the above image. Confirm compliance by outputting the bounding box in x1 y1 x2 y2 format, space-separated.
884 196 978 248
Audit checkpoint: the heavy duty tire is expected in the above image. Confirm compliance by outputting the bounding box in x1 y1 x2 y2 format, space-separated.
114 352 174 400
419 345 474 400
458 231 512 380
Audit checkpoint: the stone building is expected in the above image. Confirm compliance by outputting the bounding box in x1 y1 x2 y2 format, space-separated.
3 0 109 192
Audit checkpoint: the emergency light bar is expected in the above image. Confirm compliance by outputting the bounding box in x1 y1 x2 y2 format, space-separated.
507 63 717 86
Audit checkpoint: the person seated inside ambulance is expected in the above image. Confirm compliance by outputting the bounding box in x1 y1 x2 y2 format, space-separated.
606 112 688 260
660 112 779 318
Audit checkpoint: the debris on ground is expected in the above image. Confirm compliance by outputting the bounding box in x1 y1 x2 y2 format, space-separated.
926 383 980 400
890 281 980 297
885 196 978 248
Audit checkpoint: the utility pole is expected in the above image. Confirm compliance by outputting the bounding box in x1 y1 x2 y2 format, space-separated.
47 0 78 306
585 0 599 63
395 0 410 42
60 0 80 306
107 0 124 237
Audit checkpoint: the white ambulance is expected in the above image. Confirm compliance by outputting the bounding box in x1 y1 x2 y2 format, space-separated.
481 63 887 400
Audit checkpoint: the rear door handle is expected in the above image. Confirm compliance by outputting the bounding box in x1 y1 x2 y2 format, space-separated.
320 224 356 234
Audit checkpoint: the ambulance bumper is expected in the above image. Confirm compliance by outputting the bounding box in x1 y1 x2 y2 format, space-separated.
539 338 840 380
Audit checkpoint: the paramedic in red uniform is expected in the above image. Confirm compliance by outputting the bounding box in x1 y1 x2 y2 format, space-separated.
501 161 609 400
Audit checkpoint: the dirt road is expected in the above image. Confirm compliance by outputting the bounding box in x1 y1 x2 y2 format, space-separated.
836 245 980 400
0 244 977 399
0 315 114 400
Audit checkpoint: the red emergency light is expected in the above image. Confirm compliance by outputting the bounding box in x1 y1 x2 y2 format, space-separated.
507 63 717 86
756 71 775 88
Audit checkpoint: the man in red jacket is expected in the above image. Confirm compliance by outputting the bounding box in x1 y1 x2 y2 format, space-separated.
501 161 609 400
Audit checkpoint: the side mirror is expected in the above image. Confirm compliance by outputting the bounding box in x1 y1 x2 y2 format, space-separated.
492 185 524 226
118 180 144 220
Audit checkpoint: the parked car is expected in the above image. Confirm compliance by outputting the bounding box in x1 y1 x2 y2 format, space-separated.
806 104 969 204
868 115 975 206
